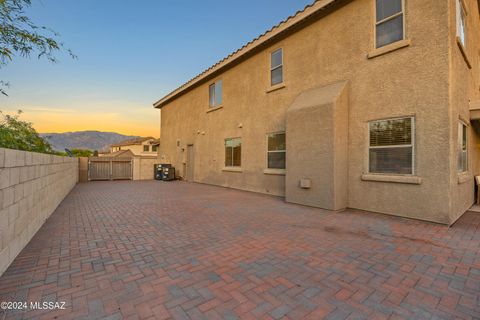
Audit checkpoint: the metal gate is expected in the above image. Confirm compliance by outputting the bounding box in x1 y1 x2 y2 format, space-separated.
88 157 133 181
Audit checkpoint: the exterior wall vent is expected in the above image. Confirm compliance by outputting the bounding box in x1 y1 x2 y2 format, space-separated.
300 178 311 189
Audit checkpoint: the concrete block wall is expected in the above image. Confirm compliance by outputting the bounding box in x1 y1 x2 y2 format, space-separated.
0 148 78 275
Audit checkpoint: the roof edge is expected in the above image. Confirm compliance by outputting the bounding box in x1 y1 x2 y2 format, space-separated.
153 0 341 109
109 137 156 147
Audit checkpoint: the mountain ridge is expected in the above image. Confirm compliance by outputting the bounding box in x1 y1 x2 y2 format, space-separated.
40 131 141 151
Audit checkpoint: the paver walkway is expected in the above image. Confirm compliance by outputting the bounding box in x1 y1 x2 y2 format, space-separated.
0 181 479 319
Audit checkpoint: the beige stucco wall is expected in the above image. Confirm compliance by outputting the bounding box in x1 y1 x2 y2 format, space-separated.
448 0 480 224
286 81 349 211
0 148 78 275
158 0 479 224
79 157 88 183
132 157 157 180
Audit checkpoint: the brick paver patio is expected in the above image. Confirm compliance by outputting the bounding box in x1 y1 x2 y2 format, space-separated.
0 181 479 320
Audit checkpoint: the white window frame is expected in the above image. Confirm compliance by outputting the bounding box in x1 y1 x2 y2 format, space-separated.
374 0 406 49
270 48 283 86
456 0 467 48
209 80 222 108
224 137 241 168
458 121 468 173
368 116 415 175
266 132 286 170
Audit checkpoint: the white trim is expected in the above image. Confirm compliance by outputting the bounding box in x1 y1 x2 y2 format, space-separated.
367 116 415 175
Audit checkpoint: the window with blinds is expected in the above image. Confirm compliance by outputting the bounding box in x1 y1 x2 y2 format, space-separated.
267 132 286 169
225 138 241 167
369 117 414 174
458 122 467 172
375 0 404 48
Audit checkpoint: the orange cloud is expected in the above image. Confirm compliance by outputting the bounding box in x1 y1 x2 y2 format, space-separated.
3 107 160 137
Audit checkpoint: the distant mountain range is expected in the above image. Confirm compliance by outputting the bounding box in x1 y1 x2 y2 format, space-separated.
40 131 140 152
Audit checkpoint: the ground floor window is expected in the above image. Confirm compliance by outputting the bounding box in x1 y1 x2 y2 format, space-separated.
458 122 468 172
225 138 241 167
267 132 286 169
369 116 414 174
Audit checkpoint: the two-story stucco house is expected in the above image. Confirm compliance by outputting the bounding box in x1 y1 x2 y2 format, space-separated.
110 137 160 156
153 0 480 225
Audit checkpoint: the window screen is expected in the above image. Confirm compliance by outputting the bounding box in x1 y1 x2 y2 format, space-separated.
215 80 222 106
209 84 215 107
209 80 222 107
267 132 286 169
225 138 241 167
369 117 414 174
457 0 466 47
458 122 467 172
271 49 283 86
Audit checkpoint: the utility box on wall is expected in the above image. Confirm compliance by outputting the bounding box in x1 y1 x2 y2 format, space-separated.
300 178 311 189
285 81 349 211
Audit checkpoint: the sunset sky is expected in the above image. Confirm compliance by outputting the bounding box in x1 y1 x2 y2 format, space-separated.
0 0 312 137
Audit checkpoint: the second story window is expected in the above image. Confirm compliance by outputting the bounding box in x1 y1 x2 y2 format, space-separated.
456 0 466 48
270 48 283 86
152 145 158 152
375 0 404 48
143 145 149 152
209 80 222 107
